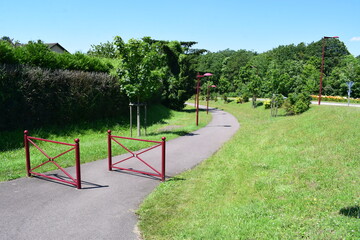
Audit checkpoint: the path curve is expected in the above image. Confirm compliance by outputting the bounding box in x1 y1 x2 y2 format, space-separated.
0 105 239 240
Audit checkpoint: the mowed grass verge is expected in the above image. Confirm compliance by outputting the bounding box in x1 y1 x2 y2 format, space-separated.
0 104 211 181
138 102 360 239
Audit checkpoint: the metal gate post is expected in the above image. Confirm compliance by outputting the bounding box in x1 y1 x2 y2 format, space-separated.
24 130 31 177
108 130 112 171
75 138 81 189
161 137 166 182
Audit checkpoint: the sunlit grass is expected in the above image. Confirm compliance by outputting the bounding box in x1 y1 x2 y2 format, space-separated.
138 101 360 239
0 104 211 181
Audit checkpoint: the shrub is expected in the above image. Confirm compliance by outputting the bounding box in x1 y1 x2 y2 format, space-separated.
222 94 228 103
235 97 243 104
264 100 271 109
242 93 249 102
283 93 311 115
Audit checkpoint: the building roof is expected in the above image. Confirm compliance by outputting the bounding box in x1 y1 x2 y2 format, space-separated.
45 43 69 53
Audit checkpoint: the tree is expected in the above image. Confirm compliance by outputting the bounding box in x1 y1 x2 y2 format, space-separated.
160 40 201 110
301 63 319 94
114 36 166 136
87 41 116 58
327 55 360 97
114 36 165 103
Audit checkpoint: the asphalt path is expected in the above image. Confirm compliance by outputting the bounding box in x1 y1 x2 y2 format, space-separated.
0 105 239 240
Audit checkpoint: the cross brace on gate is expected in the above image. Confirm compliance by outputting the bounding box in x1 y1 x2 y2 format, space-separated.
24 130 82 189
107 130 166 181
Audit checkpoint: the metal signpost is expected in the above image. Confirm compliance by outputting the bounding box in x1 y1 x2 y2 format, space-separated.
129 103 147 137
346 81 354 106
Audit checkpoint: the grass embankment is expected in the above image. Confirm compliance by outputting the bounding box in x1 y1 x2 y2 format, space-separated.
138 102 360 239
0 104 211 181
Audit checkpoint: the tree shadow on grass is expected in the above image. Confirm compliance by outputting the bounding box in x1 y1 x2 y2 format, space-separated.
0 104 173 152
179 108 207 113
339 205 360 218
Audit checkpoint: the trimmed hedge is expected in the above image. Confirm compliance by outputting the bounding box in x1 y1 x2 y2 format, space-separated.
0 40 112 73
0 64 127 130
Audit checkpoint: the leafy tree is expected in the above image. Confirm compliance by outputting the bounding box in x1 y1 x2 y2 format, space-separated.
327 55 360 97
197 49 256 95
87 41 117 58
160 40 200 110
301 63 319 94
114 36 166 103
196 49 234 77
0 36 20 46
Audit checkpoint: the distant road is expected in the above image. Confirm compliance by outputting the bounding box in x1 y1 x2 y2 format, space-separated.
311 101 360 108
253 98 360 108
254 98 360 108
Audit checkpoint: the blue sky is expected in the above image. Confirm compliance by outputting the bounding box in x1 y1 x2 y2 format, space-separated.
1 0 360 56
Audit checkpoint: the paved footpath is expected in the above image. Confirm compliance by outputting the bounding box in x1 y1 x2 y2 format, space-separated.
0 105 239 240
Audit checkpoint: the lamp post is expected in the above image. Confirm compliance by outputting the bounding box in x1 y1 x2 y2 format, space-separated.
206 85 216 114
318 36 339 105
196 72 213 126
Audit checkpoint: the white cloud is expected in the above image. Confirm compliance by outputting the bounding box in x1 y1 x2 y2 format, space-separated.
350 37 360 42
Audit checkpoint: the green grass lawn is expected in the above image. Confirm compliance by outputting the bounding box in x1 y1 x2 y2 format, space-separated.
0 104 211 181
138 101 360 239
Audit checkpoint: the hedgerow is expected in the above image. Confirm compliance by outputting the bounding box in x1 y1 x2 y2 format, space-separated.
0 40 112 73
0 64 127 130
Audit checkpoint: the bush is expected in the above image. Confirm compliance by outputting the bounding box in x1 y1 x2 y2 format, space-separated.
242 93 249 102
264 100 271 109
235 97 243 104
222 94 228 103
0 64 127 130
283 93 311 115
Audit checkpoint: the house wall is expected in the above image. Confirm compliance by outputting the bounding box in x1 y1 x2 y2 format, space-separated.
50 45 66 53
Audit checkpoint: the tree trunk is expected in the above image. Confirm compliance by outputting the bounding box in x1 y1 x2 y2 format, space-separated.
137 96 141 137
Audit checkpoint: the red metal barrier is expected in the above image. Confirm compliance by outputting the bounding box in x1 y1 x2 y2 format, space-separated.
24 130 81 189
107 130 166 181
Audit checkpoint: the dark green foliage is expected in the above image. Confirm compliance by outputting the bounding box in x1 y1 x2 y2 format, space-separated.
283 92 311 115
158 40 199 110
0 64 126 130
0 41 16 64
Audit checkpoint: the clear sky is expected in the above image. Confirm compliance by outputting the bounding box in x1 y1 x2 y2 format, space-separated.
1 0 359 56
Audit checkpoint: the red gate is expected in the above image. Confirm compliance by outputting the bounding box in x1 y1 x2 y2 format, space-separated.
107 130 166 181
24 130 81 189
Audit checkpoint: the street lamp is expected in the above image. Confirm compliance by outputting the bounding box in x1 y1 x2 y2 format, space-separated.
196 72 213 126
318 36 339 105
206 85 216 114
